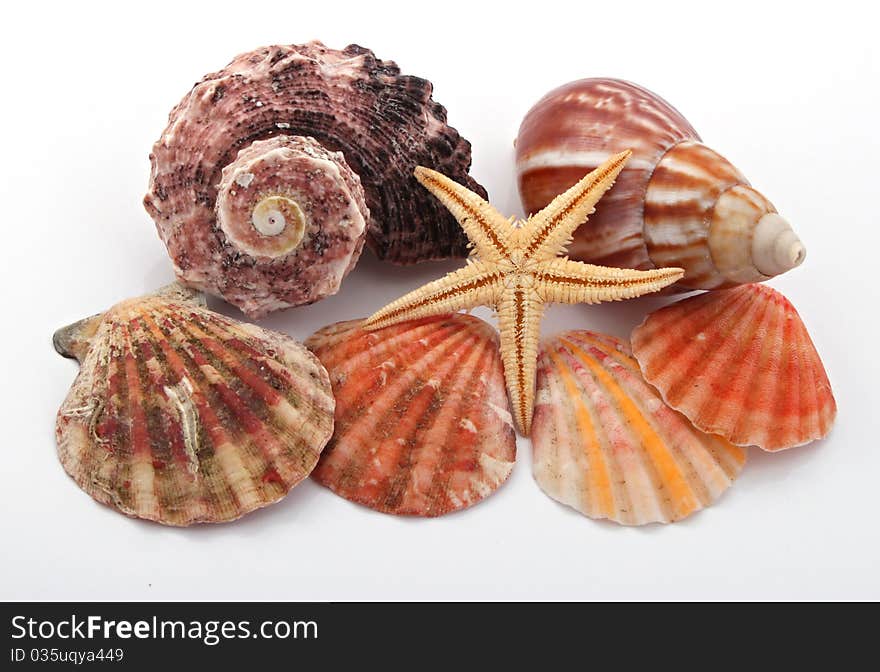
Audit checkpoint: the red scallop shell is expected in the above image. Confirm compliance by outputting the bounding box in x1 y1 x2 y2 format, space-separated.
631 284 836 451
305 314 516 516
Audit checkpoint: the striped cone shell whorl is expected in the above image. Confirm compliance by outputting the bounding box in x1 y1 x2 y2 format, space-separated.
53 284 334 526
631 284 836 451
532 331 746 525
305 315 516 516
515 78 805 290
517 78 697 272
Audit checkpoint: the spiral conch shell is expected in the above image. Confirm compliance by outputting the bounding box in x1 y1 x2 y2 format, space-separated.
145 43 486 316
53 284 335 525
515 78 806 290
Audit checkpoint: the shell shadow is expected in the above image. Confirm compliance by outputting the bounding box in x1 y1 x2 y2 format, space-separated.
739 439 826 489
536 485 729 533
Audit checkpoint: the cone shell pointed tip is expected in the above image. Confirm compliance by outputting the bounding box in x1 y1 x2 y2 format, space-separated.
753 213 806 276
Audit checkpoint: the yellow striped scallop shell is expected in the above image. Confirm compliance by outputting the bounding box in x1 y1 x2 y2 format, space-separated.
53 284 334 525
531 330 746 525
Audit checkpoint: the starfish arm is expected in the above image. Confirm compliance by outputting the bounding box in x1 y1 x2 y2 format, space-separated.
414 167 513 262
496 282 546 435
519 150 631 262
535 258 684 305
363 261 504 330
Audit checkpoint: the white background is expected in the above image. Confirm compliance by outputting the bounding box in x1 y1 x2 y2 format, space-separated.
2 0 878 601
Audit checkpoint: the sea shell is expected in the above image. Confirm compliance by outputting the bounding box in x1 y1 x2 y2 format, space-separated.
305 314 516 516
631 284 836 451
515 78 805 290
53 284 335 525
532 331 746 525
145 42 486 309
212 135 368 316
147 124 368 318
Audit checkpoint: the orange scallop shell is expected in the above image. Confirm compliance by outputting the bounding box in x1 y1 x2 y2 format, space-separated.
631 284 836 451
305 314 516 516
532 331 746 525
54 284 335 525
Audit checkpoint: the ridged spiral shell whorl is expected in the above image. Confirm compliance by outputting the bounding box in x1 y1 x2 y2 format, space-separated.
212 135 368 316
532 331 746 525
145 42 486 283
305 315 516 517
515 78 805 290
53 284 335 525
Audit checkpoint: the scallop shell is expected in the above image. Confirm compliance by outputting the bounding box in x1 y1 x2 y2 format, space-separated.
515 78 805 290
53 284 335 525
305 314 516 516
145 42 486 304
532 331 746 525
631 284 836 451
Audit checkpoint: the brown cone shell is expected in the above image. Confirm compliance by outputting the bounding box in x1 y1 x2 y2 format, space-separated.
516 78 805 290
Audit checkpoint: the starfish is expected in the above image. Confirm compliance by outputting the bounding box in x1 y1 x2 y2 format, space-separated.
363 151 684 434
